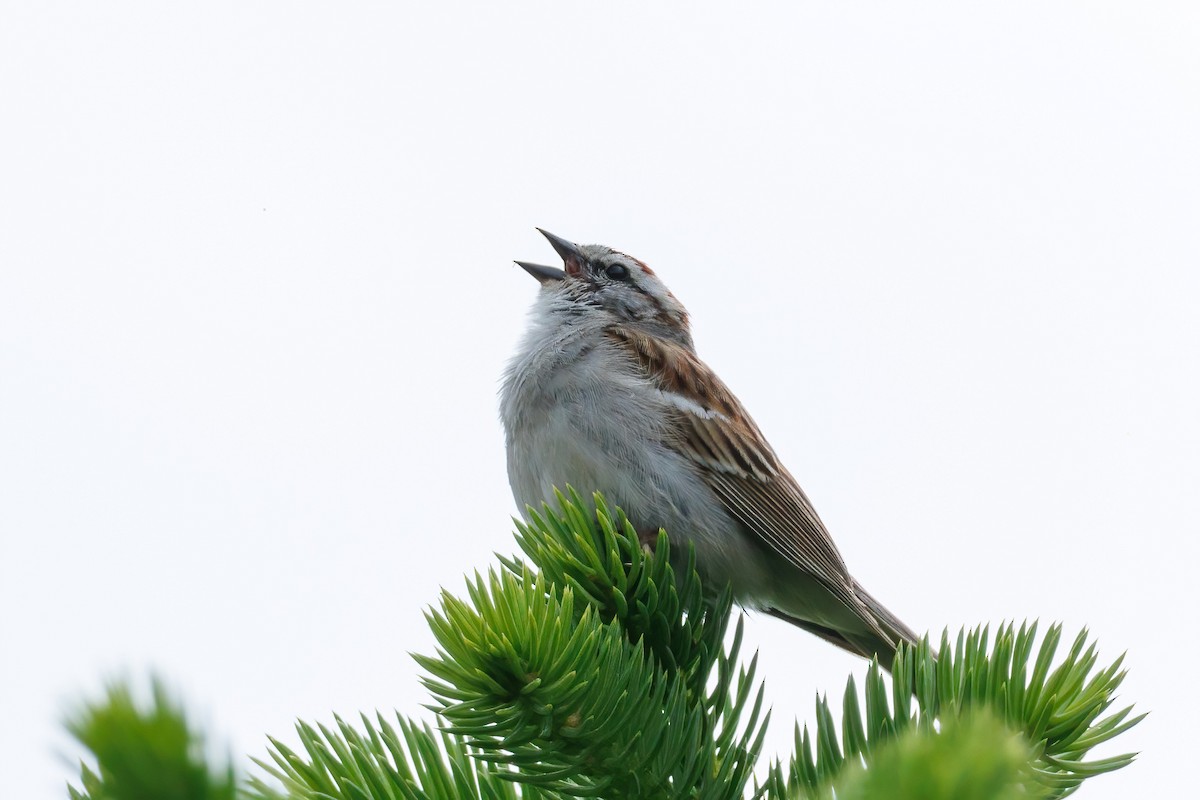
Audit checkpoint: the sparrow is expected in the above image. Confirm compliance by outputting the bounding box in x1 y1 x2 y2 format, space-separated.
500 229 919 670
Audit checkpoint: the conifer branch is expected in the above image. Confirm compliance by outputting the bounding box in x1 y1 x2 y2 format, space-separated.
65 490 1142 800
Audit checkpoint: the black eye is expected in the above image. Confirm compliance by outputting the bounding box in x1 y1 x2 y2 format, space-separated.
604 263 630 281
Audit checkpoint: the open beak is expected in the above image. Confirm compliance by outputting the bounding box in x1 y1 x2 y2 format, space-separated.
515 261 566 284
537 228 584 272
516 229 585 284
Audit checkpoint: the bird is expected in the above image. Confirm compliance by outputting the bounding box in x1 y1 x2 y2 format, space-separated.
500 229 919 670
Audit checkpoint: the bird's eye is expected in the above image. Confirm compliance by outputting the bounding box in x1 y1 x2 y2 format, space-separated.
604 263 630 281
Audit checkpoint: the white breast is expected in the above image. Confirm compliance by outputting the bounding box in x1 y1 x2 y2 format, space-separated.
499 296 749 576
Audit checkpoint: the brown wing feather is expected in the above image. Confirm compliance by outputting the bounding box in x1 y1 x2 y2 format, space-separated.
607 326 862 610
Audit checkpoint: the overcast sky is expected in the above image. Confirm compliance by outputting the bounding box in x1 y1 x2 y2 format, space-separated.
2 3 1197 798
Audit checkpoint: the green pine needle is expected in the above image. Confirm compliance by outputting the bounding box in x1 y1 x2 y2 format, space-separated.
834 711 1045 800
66 679 236 800
63 490 1143 800
249 713 544 800
417 490 768 799
771 623 1142 798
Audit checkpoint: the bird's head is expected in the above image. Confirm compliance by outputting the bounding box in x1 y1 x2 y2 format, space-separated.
516 229 692 347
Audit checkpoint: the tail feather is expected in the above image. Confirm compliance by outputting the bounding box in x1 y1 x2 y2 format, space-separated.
766 583 919 673
764 608 875 661
852 579 920 648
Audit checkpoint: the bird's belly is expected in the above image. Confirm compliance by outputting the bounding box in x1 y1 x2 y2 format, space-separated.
507 404 774 599
508 403 696 526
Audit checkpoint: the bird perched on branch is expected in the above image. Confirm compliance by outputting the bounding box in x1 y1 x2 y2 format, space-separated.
500 229 919 670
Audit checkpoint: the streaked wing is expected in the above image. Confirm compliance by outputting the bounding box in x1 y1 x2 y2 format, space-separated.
607 326 859 607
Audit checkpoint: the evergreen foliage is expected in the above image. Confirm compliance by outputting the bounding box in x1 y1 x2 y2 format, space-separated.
66 490 1142 799
67 680 236 800
250 713 550 800
764 620 1143 797
832 712 1040 800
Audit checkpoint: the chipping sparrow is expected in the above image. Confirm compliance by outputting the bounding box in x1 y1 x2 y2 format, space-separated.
500 229 919 670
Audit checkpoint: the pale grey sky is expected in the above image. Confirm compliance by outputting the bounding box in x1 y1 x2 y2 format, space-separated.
2 3 1197 798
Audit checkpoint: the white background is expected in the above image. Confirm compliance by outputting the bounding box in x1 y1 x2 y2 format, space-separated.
2 3 1197 798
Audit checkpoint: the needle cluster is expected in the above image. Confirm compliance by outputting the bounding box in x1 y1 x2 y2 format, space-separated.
66 491 1142 800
